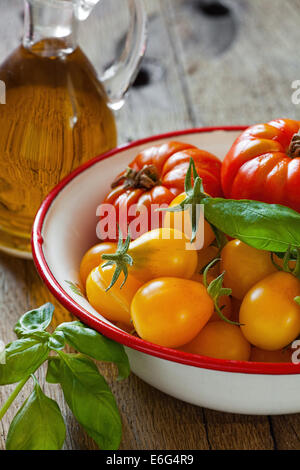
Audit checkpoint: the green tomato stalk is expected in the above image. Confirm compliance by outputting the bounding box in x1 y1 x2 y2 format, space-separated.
202 259 241 326
271 246 300 279
158 158 226 247
102 226 133 291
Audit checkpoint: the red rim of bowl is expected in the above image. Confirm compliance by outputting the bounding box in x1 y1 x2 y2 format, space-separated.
32 126 300 376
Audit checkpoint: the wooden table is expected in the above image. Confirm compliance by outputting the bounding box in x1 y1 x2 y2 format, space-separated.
1 0 300 450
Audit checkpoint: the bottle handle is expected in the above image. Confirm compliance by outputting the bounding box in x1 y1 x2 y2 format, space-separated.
100 0 147 110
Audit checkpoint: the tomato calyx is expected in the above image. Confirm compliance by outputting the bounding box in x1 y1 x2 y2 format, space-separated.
203 259 241 326
102 228 133 291
271 247 300 308
159 158 226 246
288 130 300 159
158 158 208 243
111 164 161 190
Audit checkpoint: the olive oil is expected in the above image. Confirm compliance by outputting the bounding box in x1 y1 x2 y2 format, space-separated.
0 41 117 254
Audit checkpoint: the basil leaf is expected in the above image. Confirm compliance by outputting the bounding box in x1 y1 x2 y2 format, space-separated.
203 198 300 252
56 322 130 380
46 354 122 450
46 357 61 383
48 331 65 351
6 377 66 450
0 338 49 385
14 303 54 338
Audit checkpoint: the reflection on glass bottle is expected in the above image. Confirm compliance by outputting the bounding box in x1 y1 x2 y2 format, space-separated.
0 0 146 256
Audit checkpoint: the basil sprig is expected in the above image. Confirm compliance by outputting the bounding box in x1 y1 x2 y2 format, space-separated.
0 303 130 450
202 198 300 252
6 375 66 451
165 158 300 252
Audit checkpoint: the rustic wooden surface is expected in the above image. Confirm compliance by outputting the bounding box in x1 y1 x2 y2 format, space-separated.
1 0 300 450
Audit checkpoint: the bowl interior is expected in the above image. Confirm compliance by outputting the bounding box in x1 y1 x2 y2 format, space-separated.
40 129 241 325
35 127 300 374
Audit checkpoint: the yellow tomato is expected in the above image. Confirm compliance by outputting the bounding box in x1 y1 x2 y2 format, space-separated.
197 245 220 277
86 265 142 326
181 321 251 361
192 273 232 322
80 242 117 285
250 347 292 363
131 277 214 348
240 272 300 351
126 228 198 283
221 239 276 300
163 193 215 249
231 297 242 323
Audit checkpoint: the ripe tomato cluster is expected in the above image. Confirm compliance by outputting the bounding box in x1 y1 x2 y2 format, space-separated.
80 230 300 362
79 122 300 364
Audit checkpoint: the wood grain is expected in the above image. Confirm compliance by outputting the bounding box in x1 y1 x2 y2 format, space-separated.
1 0 300 450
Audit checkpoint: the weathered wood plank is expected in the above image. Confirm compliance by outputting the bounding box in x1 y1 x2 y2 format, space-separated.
203 410 275 450
163 0 300 126
269 415 300 450
1 0 300 451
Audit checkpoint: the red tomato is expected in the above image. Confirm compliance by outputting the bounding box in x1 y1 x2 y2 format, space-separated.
221 119 300 212
99 141 222 241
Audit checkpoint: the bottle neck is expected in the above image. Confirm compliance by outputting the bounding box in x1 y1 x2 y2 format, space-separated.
23 0 78 58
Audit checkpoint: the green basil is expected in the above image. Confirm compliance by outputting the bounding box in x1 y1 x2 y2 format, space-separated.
203 198 300 252
0 338 49 385
56 322 130 380
6 377 66 450
48 331 65 351
47 354 122 450
14 303 54 338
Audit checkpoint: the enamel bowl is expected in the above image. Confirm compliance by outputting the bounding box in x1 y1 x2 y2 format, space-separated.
32 127 300 415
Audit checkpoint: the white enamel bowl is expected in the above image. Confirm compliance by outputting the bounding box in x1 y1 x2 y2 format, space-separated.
32 127 300 415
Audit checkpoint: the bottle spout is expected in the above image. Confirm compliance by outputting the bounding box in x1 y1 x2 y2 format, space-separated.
73 0 101 21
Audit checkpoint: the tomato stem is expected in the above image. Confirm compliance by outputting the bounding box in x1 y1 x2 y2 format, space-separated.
203 259 241 326
0 375 31 421
271 247 300 279
158 158 221 244
288 131 300 159
111 165 161 190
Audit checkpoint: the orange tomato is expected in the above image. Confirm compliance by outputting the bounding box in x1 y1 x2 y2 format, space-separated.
250 347 292 363
181 321 251 361
221 239 276 300
231 297 242 323
197 245 220 277
127 228 198 283
80 242 117 285
114 322 134 334
131 277 214 348
86 264 142 326
240 272 300 350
